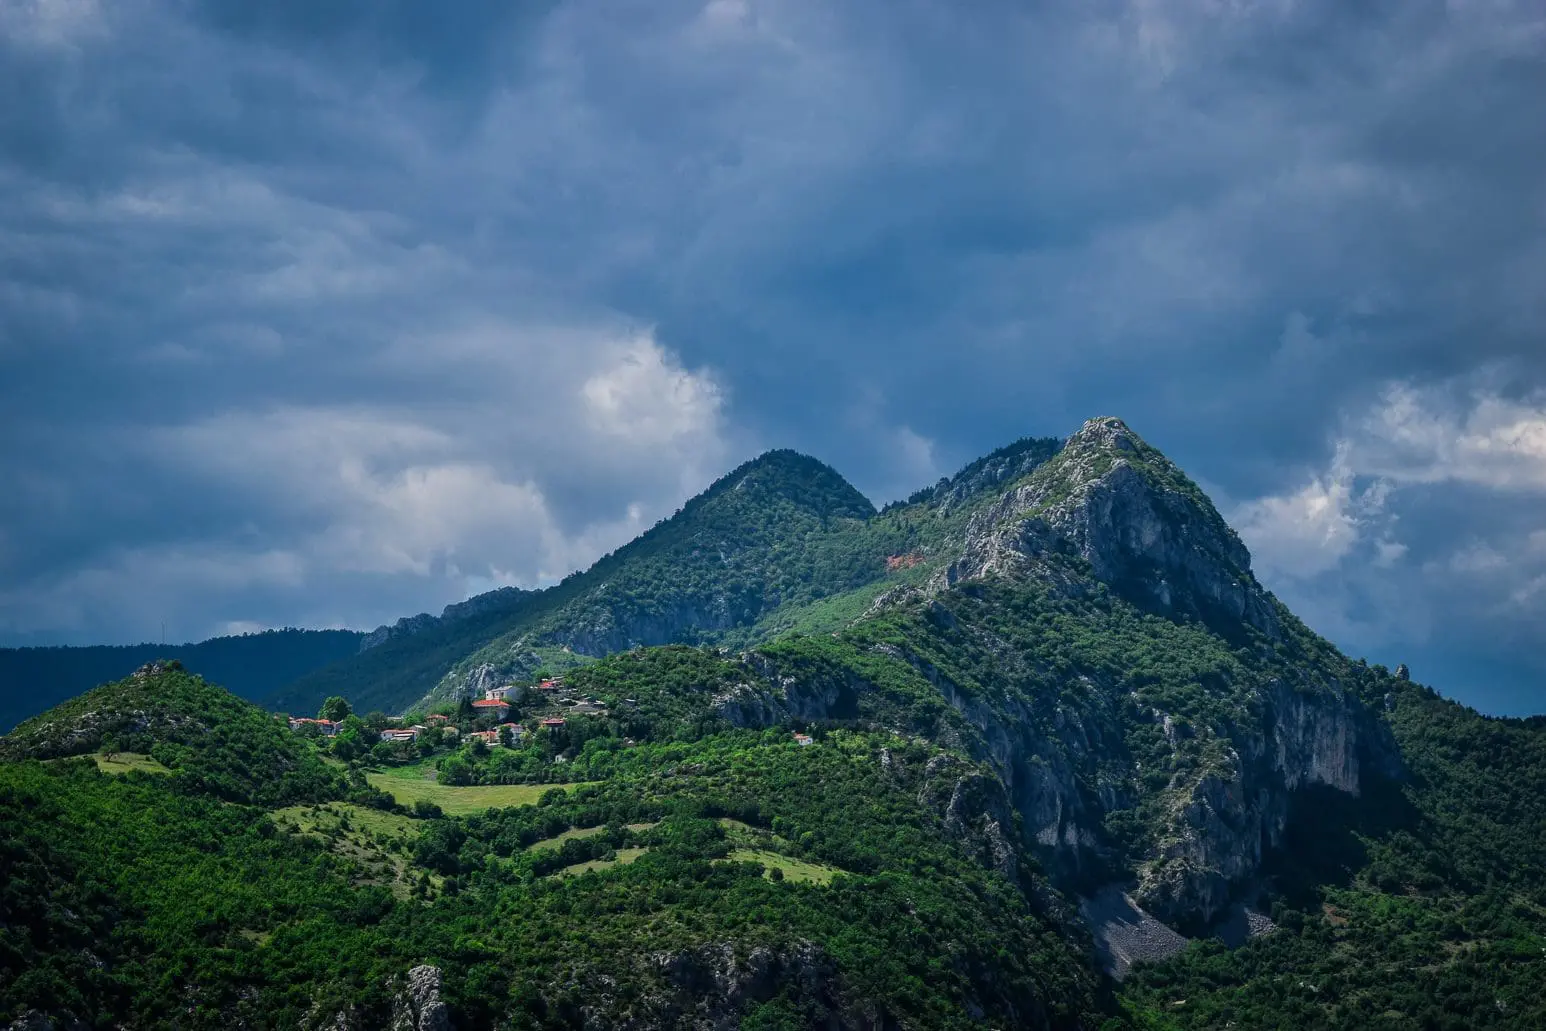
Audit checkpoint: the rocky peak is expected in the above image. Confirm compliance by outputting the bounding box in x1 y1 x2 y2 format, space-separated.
950 417 1280 639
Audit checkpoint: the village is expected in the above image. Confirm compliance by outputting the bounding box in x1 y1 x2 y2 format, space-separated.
281 672 817 753
282 676 598 745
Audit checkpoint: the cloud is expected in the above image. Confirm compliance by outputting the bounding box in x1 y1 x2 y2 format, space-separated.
0 323 730 642
1353 382 1546 490
1234 444 1374 579
1232 378 1546 708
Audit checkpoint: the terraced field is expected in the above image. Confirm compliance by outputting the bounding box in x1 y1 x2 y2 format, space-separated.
725 848 840 885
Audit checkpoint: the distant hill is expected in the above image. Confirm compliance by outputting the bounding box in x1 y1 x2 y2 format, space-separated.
0 628 363 731
0 660 350 806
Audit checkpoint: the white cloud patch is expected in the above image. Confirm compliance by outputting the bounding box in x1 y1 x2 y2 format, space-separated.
1353 383 1546 491
1232 443 1392 580
1232 377 1546 692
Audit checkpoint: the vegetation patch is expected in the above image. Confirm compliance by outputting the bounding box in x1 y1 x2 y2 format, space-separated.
527 824 608 852
88 752 172 776
725 848 840 885
548 846 649 878
364 771 585 814
271 803 431 899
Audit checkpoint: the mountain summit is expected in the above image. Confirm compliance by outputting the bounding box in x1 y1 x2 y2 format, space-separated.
948 417 1279 638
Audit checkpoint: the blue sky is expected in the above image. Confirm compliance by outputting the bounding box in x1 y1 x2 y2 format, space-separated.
2 0 1544 714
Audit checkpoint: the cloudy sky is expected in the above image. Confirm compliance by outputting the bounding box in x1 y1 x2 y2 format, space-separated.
2 0 1543 714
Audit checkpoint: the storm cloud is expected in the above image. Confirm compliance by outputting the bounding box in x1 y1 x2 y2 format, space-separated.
2 0 1543 713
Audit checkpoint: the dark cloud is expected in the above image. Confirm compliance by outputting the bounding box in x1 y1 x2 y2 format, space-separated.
1 0 1543 712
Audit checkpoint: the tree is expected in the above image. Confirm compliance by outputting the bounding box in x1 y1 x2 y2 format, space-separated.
319 696 352 722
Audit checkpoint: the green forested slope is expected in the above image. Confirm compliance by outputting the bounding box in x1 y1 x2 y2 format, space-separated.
0 662 350 806
0 664 1115 1030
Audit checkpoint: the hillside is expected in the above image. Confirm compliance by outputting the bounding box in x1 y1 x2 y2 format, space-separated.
3 417 1544 1029
0 661 353 805
0 628 363 732
268 589 545 718
274 449 911 716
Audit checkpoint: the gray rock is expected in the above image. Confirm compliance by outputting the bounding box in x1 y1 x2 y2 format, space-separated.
390 965 451 1031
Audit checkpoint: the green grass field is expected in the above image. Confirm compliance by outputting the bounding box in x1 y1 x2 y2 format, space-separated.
90 752 172 775
549 847 649 878
725 848 840 885
365 768 592 815
528 824 607 852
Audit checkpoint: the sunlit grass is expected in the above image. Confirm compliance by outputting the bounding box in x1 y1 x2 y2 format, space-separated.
548 846 649 878
365 771 592 815
271 802 430 898
724 848 840 885
90 752 171 776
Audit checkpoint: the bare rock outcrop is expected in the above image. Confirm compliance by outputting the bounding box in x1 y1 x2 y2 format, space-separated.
917 754 1021 883
389 965 452 1031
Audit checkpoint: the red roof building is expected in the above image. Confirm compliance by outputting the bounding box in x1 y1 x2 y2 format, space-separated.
541 717 566 728
471 699 510 714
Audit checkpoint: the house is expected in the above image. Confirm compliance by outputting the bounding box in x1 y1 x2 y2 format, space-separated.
541 717 567 728
484 685 520 702
471 699 510 718
410 724 429 735
793 733 814 747
380 728 417 743
426 713 450 724
499 723 525 741
534 679 561 693
465 729 499 745
288 717 339 737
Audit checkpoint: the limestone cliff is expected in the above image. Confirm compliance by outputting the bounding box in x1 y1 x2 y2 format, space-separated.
864 418 1401 925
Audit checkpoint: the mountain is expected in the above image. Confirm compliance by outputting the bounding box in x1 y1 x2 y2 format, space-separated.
274 449 900 716
0 628 364 732
3 417 1544 1030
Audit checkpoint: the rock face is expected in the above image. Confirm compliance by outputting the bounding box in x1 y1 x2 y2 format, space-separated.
390 965 451 1031
361 588 533 652
6 1011 88 1031
917 754 1021 884
1079 887 1189 979
881 419 1403 925
948 417 1279 639
911 436 1064 515
567 941 891 1031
